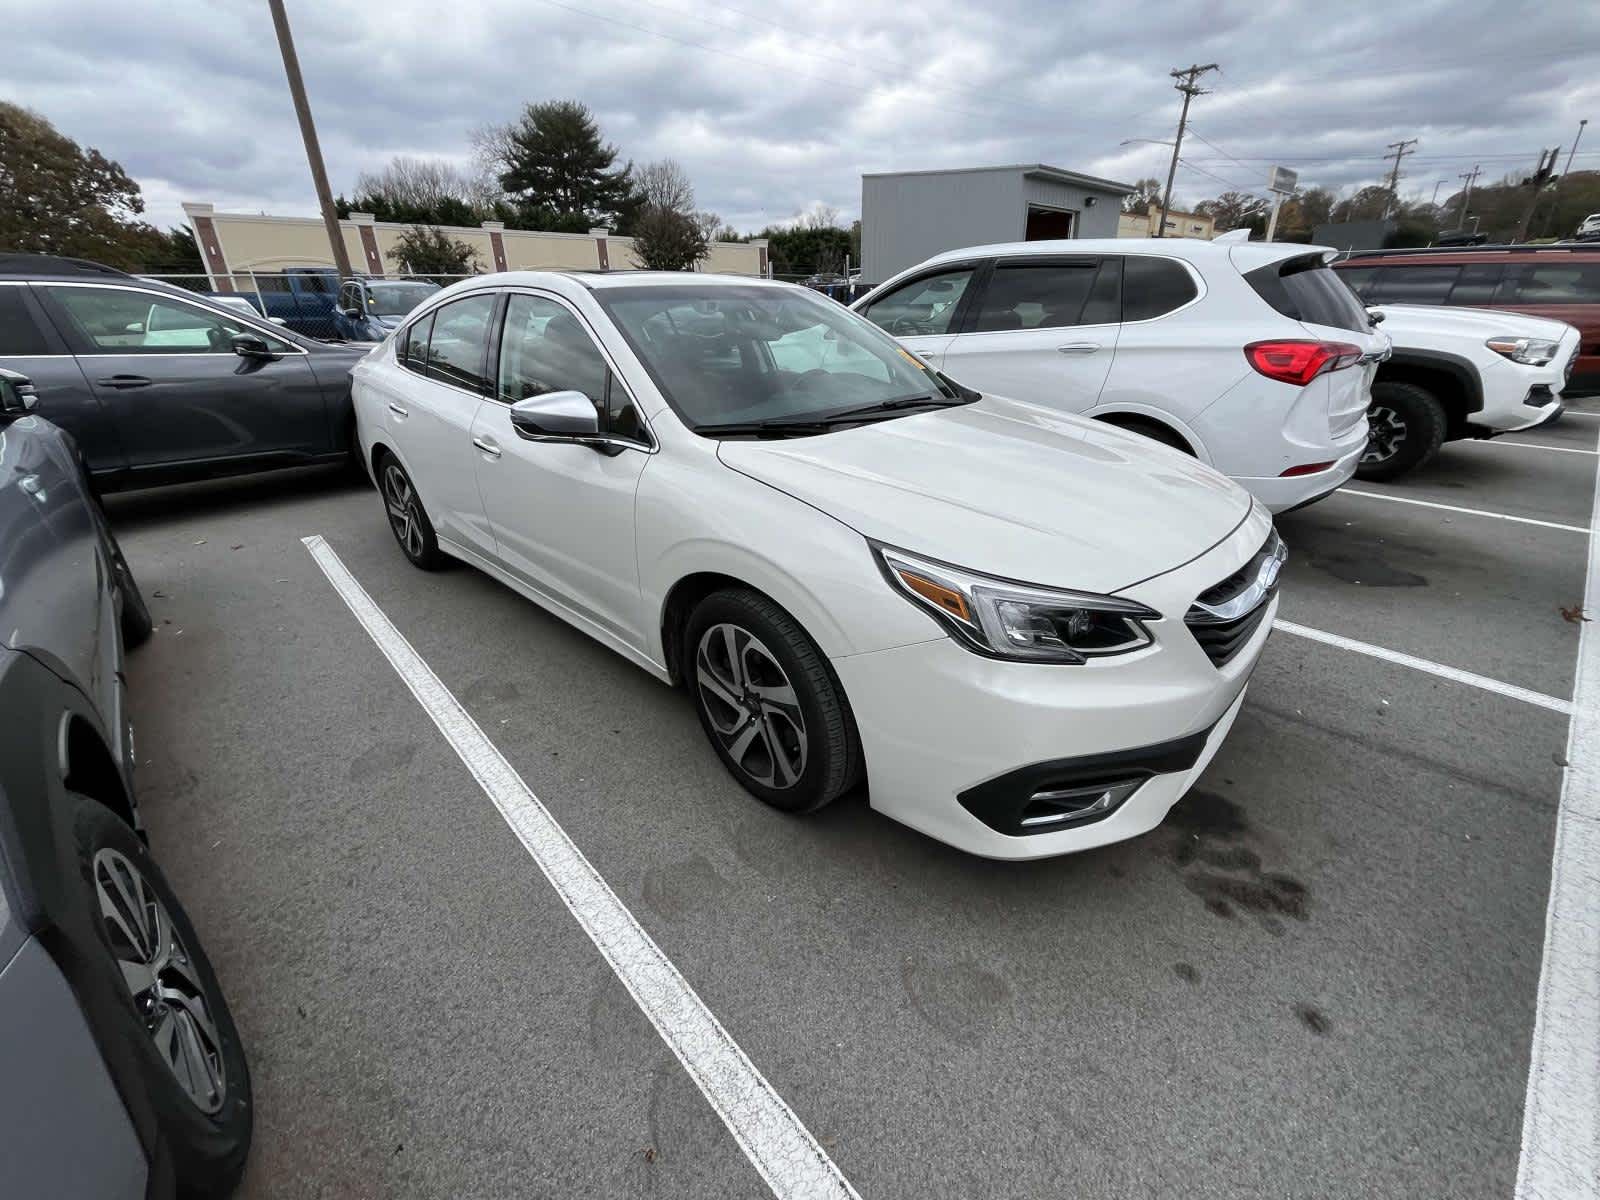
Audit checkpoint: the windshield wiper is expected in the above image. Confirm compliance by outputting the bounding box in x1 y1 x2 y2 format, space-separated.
819 392 972 422
694 417 840 438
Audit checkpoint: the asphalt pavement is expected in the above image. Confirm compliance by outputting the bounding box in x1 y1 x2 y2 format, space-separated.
109 398 1600 1199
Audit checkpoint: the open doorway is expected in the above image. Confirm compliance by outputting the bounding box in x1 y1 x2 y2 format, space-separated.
1025 205 1074 240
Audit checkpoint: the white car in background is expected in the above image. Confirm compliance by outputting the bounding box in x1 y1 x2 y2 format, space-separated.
1356 303 1580 479
353 272 1280 860
853 238 1389 513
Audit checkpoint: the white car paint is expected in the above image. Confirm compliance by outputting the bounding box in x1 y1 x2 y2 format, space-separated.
854 238 1390 514
1368 303 1580 433
352 271 1279 860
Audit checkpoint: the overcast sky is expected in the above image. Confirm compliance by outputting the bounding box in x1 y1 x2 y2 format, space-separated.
4 0 1598 233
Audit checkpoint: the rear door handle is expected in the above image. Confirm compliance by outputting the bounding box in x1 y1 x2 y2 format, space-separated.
19 475 45 502
472 436 501 458
96 375 152 389
1056 343 1101 355
387 402 408 418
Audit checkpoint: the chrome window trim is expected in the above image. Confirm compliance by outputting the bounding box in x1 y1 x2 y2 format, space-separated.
30 280 309 355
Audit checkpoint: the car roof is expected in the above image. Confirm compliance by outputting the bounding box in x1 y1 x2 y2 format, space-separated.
1339 246 1600 265
432 270 796 295
914 237 1332 270
0 253 133 279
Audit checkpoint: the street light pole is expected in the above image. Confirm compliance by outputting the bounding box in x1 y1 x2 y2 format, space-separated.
267 0 353 278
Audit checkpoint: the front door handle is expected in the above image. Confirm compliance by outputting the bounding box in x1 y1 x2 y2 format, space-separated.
18 474 45 502
1056 343 1101 355
387 402 409 418
96 375 152 389
472 436 501 459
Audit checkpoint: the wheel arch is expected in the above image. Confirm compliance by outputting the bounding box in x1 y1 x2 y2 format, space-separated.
1090 408 1205 458
59 713 137 833
1377 350 1482 439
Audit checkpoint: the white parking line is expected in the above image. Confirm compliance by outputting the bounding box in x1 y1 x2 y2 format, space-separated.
301 535 858 1200
1337 489 1589 535
1516 426 1600 1198
1462 439 1598 456
1271 619 1573 715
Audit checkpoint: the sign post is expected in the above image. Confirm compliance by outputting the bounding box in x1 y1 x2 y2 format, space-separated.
1264 165 1299 243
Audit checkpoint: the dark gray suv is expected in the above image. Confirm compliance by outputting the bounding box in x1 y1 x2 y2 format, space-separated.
0 367 252 1195
0 254 369 492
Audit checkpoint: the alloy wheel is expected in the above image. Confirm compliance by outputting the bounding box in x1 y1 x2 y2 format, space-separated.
1363 405 1407 464
383 464 425 559
94 848 227 1114
695 623 808 789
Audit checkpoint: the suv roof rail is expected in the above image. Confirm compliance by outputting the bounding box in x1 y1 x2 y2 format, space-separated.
1340 244 1598 261
0 252 134 278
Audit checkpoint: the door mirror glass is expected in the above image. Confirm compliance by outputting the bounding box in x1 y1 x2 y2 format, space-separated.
231 332 276 359
509 390 600 440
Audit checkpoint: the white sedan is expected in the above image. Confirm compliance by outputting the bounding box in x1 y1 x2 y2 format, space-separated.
351 271 1280 860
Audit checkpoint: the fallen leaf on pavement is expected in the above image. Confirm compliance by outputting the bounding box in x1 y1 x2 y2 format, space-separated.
1561 604 1591 624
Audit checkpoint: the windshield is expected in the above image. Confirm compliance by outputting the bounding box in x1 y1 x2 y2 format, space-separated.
596 284 961 432
367 282 440 317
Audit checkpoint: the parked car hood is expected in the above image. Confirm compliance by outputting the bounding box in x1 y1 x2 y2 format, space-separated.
1372 302 1573 343
717 395 1253 594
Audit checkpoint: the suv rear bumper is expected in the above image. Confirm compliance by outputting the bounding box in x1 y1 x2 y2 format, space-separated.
1229 433 1365 513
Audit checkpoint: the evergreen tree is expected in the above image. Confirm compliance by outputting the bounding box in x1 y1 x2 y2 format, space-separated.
496 101 638 230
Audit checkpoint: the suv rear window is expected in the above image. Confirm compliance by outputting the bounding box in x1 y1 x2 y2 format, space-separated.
1246 255 1370 332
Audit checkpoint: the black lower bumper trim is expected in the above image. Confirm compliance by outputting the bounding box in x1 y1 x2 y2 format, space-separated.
956 717 1222 837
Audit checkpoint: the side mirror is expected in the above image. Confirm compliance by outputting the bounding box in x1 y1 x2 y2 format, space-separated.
231 332 278 360
0 368 38 418
509 390 600 441
1366 307 1386 326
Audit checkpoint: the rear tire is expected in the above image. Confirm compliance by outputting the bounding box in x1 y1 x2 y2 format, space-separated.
1356 381 1445 481
684 589 862 814
377 455 447 570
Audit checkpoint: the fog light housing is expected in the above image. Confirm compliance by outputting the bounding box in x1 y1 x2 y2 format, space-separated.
1019 778 1143 829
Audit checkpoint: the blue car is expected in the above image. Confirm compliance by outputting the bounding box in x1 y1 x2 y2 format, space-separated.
332 278 441 341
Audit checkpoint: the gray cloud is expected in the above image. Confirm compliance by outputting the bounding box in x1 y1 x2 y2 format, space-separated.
3 0 1597 234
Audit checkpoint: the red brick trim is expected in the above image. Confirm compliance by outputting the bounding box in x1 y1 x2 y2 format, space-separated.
192 216 232 291
596 234 610 271
489 230 508 272
357 224 384 275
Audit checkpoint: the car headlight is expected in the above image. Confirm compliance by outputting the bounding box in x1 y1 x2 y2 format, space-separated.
1486 335 1561 366
872 543 1159 663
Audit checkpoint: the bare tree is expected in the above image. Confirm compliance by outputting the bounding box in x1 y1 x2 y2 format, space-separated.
635 159 696 215
693 210 738 243
630 159 707 270
355 156 494 212
798 202 842 230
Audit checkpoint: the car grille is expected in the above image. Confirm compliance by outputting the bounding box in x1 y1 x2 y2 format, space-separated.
1184 532 1284 669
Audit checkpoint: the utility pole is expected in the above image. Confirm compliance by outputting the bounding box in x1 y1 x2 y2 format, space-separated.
1381 138 1418 218
1455 164 1481 229
268 0 353 278
1515 147 1561 242
1157 63 1218 238
1564 119 1588 175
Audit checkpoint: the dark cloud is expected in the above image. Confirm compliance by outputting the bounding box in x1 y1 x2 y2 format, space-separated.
4 0 1597 232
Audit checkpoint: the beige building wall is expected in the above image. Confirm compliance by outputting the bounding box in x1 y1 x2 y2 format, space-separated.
183 202 761 282
1117 205 1215 240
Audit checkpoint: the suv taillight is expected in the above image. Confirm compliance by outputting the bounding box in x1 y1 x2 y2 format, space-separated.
1244 340 1363 387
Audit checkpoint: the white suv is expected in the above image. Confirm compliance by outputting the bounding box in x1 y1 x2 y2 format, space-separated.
353 272 1279 860
853 238 1389 513
1355 304 1580 479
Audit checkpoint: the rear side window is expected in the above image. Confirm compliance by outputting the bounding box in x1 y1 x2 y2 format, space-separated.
424 294 497 391
0 288 50 355
1245 256 1370 332
1497 262 1600 305
1447 263 1503 305
973 262 1099 332
400 312 434 375
1121 257 1198 322
1369 266 1460 304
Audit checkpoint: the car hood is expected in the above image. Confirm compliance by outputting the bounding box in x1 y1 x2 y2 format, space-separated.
717 395 1253 595
1372 302 1574 343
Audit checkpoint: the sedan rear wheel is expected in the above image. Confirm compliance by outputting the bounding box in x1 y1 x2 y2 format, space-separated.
381 458 445 569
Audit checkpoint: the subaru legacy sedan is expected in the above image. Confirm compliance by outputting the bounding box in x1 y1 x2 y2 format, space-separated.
352 272 1281 860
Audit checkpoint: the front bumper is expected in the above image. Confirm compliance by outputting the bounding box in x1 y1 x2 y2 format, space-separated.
831 512 1276 860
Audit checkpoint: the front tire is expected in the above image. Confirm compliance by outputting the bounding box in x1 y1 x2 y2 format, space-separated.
65 794 253 1197
1357 381 1445 481
685 589 862 814
378 455 446 570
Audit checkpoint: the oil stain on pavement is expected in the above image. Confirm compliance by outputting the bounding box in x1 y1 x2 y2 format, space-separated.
1157 789 1311 931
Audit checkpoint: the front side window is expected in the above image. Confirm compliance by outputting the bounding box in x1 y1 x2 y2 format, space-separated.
423 294 496 391
860 268 975 337
972 262 1101 332
44 285 290 354
1121 256 1199 321
1447 263 1504 305
498 295 609 405
367 281 440 318
599 284 964 431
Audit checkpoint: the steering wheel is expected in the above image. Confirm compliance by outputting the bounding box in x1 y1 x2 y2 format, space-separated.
887 316 931 337
784 368 834 395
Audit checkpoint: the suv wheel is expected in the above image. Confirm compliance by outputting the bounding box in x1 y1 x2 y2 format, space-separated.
1356 381 1445 481
685 589 862 814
